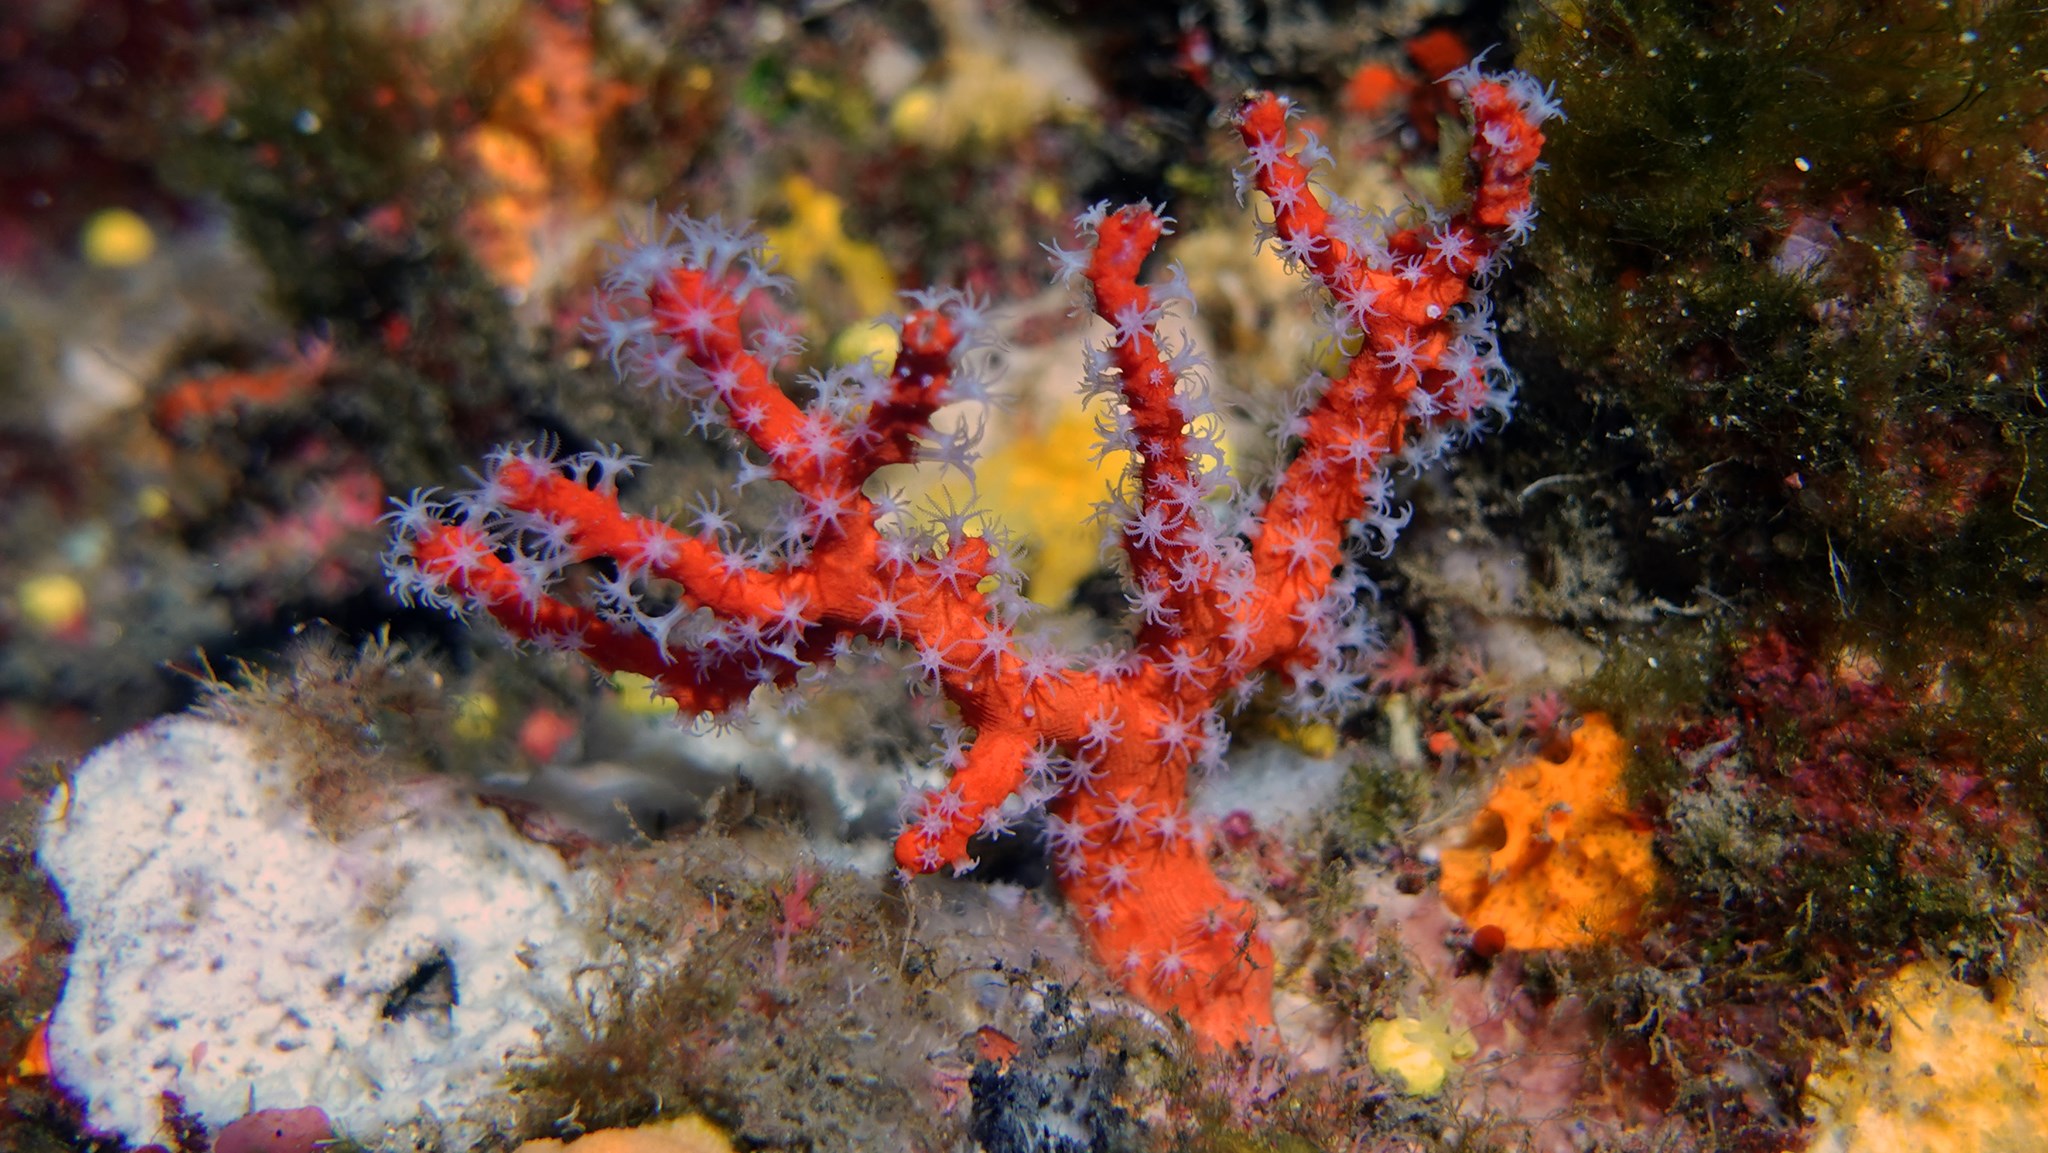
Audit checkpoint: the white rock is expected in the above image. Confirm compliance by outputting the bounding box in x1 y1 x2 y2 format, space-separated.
39 717 595 1150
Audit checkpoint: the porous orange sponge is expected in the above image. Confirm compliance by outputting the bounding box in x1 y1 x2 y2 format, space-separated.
1439 714 1655 950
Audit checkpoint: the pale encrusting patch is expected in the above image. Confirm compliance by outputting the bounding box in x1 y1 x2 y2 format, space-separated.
39 718 595 1149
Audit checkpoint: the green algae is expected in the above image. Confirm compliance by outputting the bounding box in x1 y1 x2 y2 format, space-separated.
1507 0 2048 633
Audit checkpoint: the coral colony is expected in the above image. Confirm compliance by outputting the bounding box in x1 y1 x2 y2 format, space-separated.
385 68 1552 1047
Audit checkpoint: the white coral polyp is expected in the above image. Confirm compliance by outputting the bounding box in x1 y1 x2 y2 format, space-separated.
38 718 595 1150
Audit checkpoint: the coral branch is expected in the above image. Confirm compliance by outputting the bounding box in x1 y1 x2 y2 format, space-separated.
387 69 1551 1048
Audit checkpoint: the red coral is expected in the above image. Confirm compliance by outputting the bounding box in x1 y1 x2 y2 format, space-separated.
152 337 335 432
387 74 1551 1046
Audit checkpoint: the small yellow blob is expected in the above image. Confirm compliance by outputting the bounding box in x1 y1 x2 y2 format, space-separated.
828 321 899 372
1279 719 1338 757
1028 178 1064 219
785 68 831 103
18 573 87 633
887 86 941 142
762 176 898 319
964 409 1130 607
81 208 156 267
135 487 172 520
610 671 674 716
513 1115 734 1153
1367 1013 1476 1096
451 692 500 740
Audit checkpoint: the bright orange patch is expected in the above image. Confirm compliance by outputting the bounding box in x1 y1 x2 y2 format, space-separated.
1343 62 1411 118
974 1025 1021 1070
153 338 333 431
459 12 638 292
1438 714 1656 950
1404 28 1472 80
15 1020 49 1080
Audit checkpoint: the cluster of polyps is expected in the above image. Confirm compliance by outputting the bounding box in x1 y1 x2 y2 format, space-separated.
385 67 1552 1047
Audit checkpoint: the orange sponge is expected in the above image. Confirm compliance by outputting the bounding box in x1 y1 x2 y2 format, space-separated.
1439 714 1655 950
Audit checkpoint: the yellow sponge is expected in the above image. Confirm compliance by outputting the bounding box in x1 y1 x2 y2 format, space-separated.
514 1116 732 1153
1805 947 2048 1153
1367 1011 1476 1096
